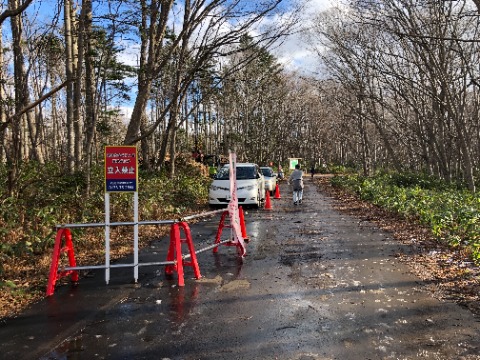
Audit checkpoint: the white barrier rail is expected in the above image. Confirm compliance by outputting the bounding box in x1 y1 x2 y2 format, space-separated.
55 208 225 230
48 208 227 293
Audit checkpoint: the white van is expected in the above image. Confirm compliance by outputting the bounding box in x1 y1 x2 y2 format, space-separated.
208 163 265 208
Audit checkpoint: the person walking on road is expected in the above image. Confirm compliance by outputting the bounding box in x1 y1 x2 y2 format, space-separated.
310 165 315 179
289 164 304 205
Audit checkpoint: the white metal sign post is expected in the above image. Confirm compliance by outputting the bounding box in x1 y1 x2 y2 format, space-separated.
104 146 139 284
105 192 110 284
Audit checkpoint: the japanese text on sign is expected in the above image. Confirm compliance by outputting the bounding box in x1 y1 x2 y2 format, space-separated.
105 146 138 193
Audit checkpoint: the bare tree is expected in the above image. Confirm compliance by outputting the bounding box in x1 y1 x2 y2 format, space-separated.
64 0 76 173
124 0 298 173
6 0 34 194
78 0 97 194
307 0 480 189
0 0 32 26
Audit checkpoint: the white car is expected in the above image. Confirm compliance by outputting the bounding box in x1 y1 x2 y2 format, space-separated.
209 163 265 208
260 166 277 196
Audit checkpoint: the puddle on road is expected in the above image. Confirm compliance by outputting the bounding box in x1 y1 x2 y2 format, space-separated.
40 335 84 360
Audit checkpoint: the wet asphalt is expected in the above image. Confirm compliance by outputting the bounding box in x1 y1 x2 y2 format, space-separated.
1 178 480 360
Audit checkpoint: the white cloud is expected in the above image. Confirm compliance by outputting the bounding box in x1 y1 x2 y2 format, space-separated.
308 0 335 13
117 106 133 119
117 42 141 68
273 0 334 75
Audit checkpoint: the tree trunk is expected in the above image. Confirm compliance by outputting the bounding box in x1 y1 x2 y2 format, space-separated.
64 0 75 173
0 21 5 163
168 120 176 178
124 0 174 145
140 113 151 171
157 119 173 173
82 0 97 195
70 2 81 171
7 0 27 195
25 101 43 162
357 97 371 176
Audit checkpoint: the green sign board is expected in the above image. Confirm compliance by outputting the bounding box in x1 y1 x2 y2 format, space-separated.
288 158 301 170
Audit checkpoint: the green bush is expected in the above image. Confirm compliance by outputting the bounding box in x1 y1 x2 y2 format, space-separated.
327 163 358 174
332 172 480 264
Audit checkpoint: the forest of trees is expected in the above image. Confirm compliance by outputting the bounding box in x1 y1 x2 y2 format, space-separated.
309 0 480 192
2 0 480 197
0 0 302 197
6 0 480 320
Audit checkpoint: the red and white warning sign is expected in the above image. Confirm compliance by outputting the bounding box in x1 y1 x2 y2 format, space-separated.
104 146 138 192
227 152 246 256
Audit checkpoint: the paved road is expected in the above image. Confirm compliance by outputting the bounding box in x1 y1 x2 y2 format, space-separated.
1 179 480 359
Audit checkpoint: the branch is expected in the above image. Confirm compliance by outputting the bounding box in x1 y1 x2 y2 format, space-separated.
0 0 34 26
0 80 71 132
395 31 480 43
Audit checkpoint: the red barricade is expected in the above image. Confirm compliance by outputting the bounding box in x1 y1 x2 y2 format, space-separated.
213 210 246 255
165 222 201 286
46 209 248 295
46 228 79 296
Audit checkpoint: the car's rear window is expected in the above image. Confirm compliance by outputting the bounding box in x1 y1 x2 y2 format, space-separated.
215 166 256 180
261 168 274 177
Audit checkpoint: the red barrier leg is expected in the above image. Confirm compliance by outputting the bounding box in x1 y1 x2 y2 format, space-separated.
165 222 202 286
46 228 78 296
213 211 228 253
46 230 63 296
65 231 79 282
179 222 201 280
173 224 185 286
165 225 177 276
164 223 185 286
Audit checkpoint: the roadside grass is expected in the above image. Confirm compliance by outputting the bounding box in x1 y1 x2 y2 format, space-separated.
331 172 480 264
0 157 211 320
